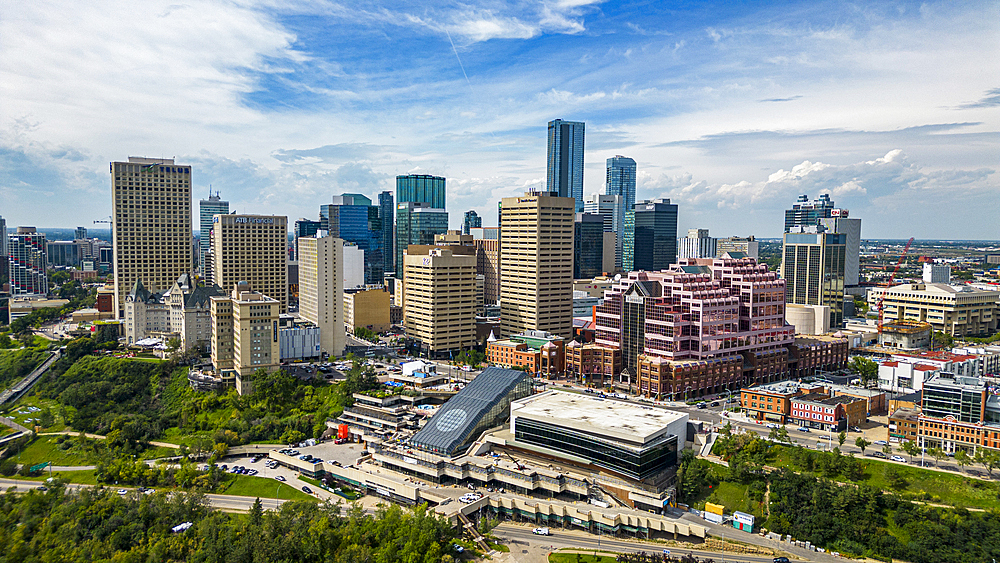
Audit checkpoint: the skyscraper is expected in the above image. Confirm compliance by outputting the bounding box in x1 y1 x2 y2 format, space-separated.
784 194 836 231
678 229 717 259
606 155 636 223
574 213 605 279
395 202 448 276
8 227 48 296
74 226 88 240
320 194 383 285
784 194 861 288
396 174 446 209
111 157 192 316
404 246 477 357
632 199 678 271
462 210 482 235
0 216 7 281
584 193 624 271
782 231 846 327
293 219 321 262
378 191 395 276
298 233 346 358
212 214 288 313
199 191 229 274
499 191 574 338
547 119 585 212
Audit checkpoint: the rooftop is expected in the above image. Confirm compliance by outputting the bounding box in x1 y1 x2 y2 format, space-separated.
511 390 687 446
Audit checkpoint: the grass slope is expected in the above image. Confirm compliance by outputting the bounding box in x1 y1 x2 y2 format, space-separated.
218 474 315 502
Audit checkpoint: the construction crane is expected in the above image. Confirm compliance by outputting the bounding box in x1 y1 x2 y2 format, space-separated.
877 237 915 334
94 216 112 225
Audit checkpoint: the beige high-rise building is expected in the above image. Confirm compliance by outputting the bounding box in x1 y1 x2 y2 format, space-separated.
211 282 280 394
344 287 391 333
111 157 192 316
404 246 477 356
499 191 574 338
212 214 288 313
298 234 346 358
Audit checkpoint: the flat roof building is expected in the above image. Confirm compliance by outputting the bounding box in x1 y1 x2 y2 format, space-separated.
868 282 999 337
403 246 477 357
111 157 192 316
212 214 288 313
511 390 687 485
298 233 346 358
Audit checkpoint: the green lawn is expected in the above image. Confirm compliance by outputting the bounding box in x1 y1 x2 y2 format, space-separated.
5 397 71 431
549 554 617 563
217 474 315 502
11 435 103 467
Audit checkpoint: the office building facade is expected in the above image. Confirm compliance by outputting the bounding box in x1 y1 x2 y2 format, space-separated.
716 236 759 260
395 202 448 276
0 216 7 280
499 191 574 338
378 191 395 275
404 246 477 357
397 174 446 210
678 229 717 260
782 231 846 327
784 194 836 231
320 195 384 285
111 157 192 316
547 119 585 211
868 283 999 337
606 155 636 219
632 199 678 272
293 219 321 262
199 192 229 272
462 210 482 235
298 234 346 358
9 227 48 296
574 213 605 279
212 214 288 313
46 240 80 267
818 216 861 287
585 193 625 271
210 282 280 393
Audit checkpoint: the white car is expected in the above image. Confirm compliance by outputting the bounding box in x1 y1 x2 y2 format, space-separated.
890 455 907 463
274 475 286 482
117 489 128 495
532 527 550 535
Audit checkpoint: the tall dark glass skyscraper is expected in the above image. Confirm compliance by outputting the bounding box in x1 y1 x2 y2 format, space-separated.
293 219 321 262
632 199 678 272
462 210 481 235
378 191 394 275
574 213 604 279
396 174 446 210
606 155 636 214
547 119 585 212
784 194 835 232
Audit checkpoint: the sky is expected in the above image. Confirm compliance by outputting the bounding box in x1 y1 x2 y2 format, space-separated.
1 0 998 239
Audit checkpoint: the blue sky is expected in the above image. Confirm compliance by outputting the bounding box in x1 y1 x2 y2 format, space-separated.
1 0 998 238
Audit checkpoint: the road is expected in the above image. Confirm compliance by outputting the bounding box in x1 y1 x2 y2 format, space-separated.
0 478 293 512
493 523 783 563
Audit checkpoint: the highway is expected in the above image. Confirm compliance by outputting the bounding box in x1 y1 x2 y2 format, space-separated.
494 523 780 563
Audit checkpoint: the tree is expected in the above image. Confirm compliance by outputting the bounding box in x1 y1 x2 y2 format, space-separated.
982 451 1000 477
928 447 946 467
882 443 892 457
901 440 920 463
855 437 870 456
838 431 847 448
166 337 181 352
932 330 954 350
954 449 971 473
847 356 878 386
38 408 55 428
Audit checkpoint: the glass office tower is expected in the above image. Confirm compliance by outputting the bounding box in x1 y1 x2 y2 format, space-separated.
320 194 383 285
547 119 585 212
632 199 678 272
396 174 446 210
378 191 395 276
395 202 449 275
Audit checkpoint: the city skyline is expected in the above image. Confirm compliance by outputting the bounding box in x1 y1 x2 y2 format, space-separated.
1 1 997 238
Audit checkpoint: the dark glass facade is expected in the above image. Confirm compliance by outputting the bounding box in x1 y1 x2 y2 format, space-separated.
397 174 446 210
547 119 585 212
632 199 677 271
320 202 383 285
514 418 678 480
293 219 321 262
784 194 836 232
606 155 636 216
574 213 604 279
378 191 394 276
462 210 481 235
395 203 448 276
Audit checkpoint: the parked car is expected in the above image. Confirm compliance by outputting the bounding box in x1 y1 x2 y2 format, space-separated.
873 440 888 446
890 455 907 463
774 558 790 563
797 427 811 433
117 489 128 495
453 544 464 553
301 486 313 494
871 451 887 458
532 527 550 535
274 475 286 482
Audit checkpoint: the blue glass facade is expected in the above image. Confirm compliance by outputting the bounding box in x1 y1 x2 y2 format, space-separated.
547 119 585 212
378 191 394 276
606 155 636 238
395 203 448 275
320 196 383 285
396 175 446 210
